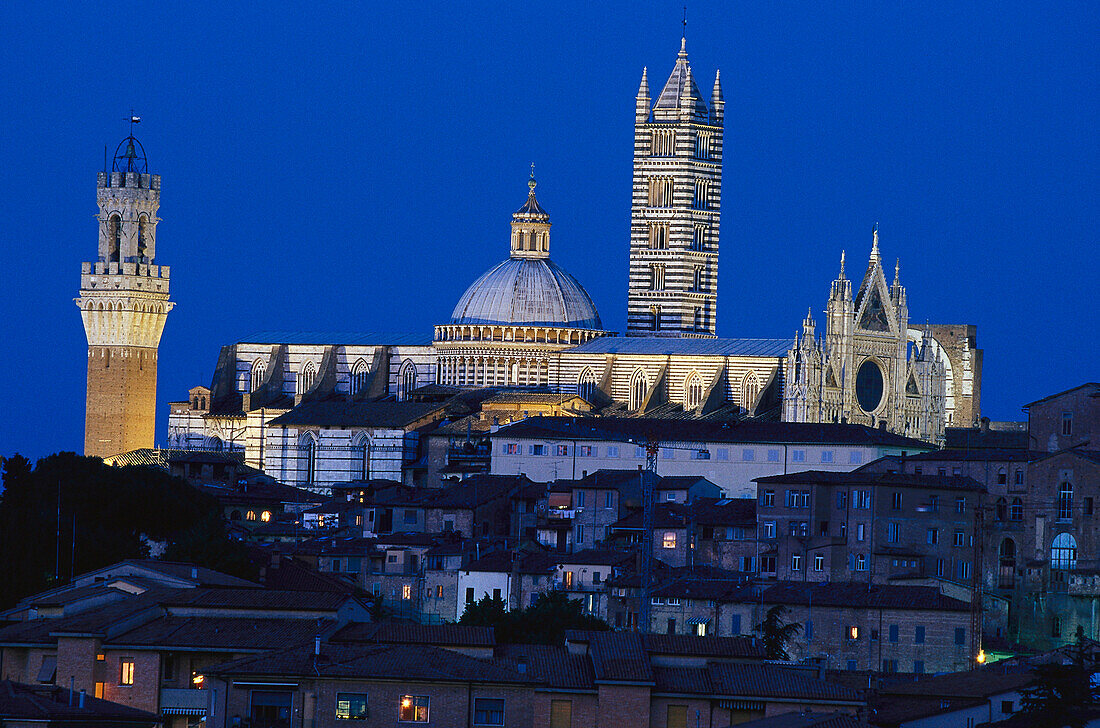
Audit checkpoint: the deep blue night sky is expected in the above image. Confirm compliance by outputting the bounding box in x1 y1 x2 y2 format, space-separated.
0 2 1095 460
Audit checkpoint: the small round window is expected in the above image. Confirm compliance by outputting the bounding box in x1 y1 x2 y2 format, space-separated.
856 360 885 413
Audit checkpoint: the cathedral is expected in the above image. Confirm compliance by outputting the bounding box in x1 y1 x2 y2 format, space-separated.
80 38 982 489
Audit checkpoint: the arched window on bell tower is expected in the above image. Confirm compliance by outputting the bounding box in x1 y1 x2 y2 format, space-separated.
137 214 149 260
108 214 121 263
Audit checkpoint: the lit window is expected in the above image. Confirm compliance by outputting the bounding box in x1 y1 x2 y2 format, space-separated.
791 554 802 571
1058 482 1073 520
1051 533 1078 569
398 695 429 722
473 698 505 726
120 659 135 686
260 511 272 522
336 693 368 720
96 653 105 662
402 584 412 600
849 626 859 640
662 532 677 549
814 554 824 571
246 510 257 521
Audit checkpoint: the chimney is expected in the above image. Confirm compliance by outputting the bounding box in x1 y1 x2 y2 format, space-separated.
78 689 86 708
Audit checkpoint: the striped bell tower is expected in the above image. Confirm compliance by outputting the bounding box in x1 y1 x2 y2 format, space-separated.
76 130 174 458
626 38 723 337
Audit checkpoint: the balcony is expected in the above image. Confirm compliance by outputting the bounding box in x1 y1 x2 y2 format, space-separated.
547 509 577 520
160 688 208 716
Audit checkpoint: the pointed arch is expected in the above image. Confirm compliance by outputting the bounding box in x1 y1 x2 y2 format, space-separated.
250 358 267 393
351 431 370 480
629 368 648 411
999 538 1016 587
350 358 369 395
297 360 316 395
398 360 418 401
741 371 761 412
298 431 318 487
137 214 149 259
578 367 598 402
684 371 703 410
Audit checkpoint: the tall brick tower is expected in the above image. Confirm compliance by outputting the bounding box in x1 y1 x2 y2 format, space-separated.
626 37 723 337
76 128 173 458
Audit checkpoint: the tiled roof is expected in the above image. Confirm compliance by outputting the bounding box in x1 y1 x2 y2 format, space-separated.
900 448 1035 463
691 497 756 525
495 643 596 690
0 591 170 644
945 427 1029 450
707 663 862 702
757 582 970 611
566 336 790 357
642 633 765 659
77 560 259 588
651 576 752 601
465 550 557 575
258 556 358 593
160 588 354 611
210 643 532 684
879 664 1035 698
238 331 431 346
869 694 987 726
556 549 634 567
106 616 334 650
423 475 531 508
651 663 862 703
587 631 654 683
1022 382 1100 408
0 680 158 724
331 622 495 647
493 417 934 449
267 401 446 428
611 503 691 530
755 470 985 492
732 711 863 728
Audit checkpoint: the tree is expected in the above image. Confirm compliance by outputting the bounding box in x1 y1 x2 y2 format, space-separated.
1019 627 1099 728
0 452 254 608
458 591 609 644
755 604 802 660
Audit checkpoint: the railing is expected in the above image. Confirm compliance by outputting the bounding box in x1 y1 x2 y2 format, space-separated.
547 509 576 520
159 687 208 714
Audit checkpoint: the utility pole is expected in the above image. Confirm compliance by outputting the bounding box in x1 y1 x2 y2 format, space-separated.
970 500 985 667
638 439 659 633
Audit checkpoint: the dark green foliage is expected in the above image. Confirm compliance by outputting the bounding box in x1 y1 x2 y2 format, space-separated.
0 452 254 608
458 590 609 644
755 604 802 660
1019 628 1099 728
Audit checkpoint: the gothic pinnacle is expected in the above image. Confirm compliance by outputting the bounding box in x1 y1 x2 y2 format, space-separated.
637 67 650 98
871 223 881 262
712 69 723 101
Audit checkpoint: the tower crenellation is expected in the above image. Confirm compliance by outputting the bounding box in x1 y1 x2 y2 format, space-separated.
77 129 173 458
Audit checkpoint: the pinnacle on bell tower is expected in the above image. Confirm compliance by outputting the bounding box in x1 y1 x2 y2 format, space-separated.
626 36 723 337
75 118 174 458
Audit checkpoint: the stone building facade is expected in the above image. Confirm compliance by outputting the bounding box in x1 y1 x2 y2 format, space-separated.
782 229 980 446
77 134 173 458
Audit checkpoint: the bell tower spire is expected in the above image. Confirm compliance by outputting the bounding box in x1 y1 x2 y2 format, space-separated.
627 37 723 337
76 121 174 458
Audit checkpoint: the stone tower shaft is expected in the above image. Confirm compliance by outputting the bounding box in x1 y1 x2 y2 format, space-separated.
627 38 723 337
76 139 173 458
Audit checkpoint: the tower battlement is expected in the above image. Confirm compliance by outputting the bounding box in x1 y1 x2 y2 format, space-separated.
97 171 161 190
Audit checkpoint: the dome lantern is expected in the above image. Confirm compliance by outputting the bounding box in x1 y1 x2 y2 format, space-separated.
510 165 551 259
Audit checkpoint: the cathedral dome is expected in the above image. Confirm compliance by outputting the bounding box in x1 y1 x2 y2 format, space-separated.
450 257 603 329
448 172 603 330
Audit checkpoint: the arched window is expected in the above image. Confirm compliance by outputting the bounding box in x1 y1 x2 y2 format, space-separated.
207 436 223 452
260 511 272 522
350 359 369 395
1051 533 1078 570
648 222 669 249
1058 481 1073 520
230 510 241 521
351 432 369 480
298 432 318 486
648 177 673 207
578 368 597 402
651 305 661 332
995 497 1007 521
692 224 706 251
999 538 1016 588
1010 497 1023 521
245 510 257 521
684 372 703 410
694 307 703 331
251 359 267 392
399 361 418 401
108 214 122 262
742 372 761 412
629 369 648 411
137 214 149 260
297 361 316 395
651 129 675 156
693 180 710 209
